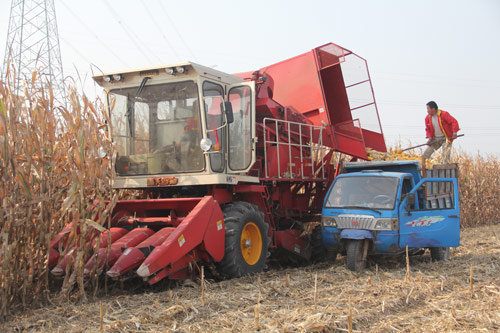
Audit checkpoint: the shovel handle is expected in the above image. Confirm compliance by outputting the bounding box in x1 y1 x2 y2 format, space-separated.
402 134 464 152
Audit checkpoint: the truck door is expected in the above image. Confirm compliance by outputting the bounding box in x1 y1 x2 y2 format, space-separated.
226 81 256 173
399 178 460 247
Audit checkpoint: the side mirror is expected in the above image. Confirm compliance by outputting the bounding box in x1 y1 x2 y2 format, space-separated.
223 101 234 124
406 193 416 211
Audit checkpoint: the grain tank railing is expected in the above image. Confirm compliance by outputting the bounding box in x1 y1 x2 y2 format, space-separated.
263 117 328 181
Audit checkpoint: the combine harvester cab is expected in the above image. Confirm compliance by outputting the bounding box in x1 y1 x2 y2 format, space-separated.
50 43 386 284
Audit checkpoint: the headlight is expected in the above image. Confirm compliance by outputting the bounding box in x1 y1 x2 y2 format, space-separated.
200 138 213 152
165 67 175 75
175 66 185 74
112 74 123 81
321 216 337 228
98 147 107 158
374 218 398 230
103 75 112 82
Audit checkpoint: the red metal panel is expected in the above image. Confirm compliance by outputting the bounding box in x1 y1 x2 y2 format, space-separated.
84 228 155 274
136 196 224 278
260 51 325 119
91 227 128 248
50 246 76 276
361 129 387 152
148 253 198 285
113 198 201 218
274 229 311 260
200 205 225 262
236 42 387 159
107 227 176 277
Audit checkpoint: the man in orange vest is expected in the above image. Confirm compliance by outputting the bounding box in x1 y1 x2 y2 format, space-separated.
422 101 460 167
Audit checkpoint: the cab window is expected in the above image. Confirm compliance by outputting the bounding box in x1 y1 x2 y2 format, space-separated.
203 81 225 172
228 85 252 171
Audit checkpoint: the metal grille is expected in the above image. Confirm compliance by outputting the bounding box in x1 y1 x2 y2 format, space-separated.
334 215 375 229
425 164 458 209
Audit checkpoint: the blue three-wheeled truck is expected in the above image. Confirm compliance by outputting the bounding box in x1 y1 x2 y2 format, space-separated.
321 161 460 271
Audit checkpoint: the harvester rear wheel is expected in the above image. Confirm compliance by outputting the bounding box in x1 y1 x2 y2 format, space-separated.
216 202 270 278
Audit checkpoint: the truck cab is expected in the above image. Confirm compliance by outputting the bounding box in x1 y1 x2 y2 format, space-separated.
321 161 460 271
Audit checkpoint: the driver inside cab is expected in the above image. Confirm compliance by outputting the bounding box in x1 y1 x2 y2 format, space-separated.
179 100 203 168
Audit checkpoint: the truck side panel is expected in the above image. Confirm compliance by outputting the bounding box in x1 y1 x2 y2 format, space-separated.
399 178 460 247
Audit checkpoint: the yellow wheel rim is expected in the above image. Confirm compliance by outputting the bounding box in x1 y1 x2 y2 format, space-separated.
240 222 262 265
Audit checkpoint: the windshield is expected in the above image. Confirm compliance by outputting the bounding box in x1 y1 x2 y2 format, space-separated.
325 176 399 210
108 81 204 175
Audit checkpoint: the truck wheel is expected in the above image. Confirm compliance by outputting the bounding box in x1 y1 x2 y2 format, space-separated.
346 240 366 272
216 202 270 278
310 225 327 263
430 247 450 261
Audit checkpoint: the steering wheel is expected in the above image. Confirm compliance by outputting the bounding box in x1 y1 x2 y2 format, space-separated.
373 194 392 205
152 143 176 154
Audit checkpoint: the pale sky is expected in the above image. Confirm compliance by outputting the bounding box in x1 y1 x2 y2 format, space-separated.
1 0 499 156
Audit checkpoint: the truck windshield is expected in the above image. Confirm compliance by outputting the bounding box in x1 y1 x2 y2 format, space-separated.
108 81 204 176
325 176 399 210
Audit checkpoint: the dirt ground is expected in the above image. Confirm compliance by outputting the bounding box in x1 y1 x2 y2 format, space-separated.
2 224 500 332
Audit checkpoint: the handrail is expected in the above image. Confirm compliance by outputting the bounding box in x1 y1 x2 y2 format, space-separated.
263 116 328 180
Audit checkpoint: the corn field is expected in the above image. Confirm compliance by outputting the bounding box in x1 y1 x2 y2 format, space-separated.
0 79 499 321
0 79 117 319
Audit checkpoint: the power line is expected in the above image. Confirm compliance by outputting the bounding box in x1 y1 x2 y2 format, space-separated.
374 99 500 110
156 0 197 61
373 75 500 90
139 0 179 61
375 70 500 85
60 36 93 65
58 0 129 68
102 0 159 64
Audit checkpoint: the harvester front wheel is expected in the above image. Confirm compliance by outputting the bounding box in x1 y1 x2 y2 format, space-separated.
217 202 270 278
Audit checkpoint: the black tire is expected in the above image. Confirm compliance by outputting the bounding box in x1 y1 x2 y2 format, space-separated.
310 226 327 263
346 240 366 272
430 247 450 261
216 202 270 278
326 249 338 262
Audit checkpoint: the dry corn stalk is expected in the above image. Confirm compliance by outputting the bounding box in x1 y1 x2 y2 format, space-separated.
0 77 115 319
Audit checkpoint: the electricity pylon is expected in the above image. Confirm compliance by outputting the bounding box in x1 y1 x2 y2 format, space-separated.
2 0 65 103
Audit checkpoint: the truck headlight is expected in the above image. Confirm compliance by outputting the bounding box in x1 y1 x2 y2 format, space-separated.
321 216 337 228
374 218 398 230
175 66 185 74
200 138 213 152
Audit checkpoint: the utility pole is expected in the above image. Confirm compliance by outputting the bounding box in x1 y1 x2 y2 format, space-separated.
2 0 65 104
